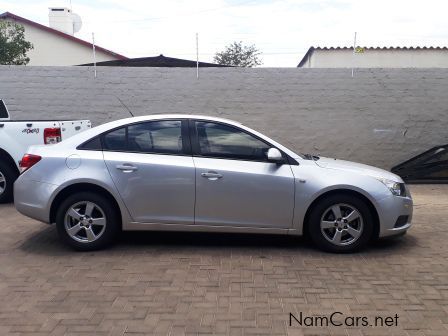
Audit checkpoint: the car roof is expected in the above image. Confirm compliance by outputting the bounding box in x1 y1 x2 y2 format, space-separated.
111 114 241 126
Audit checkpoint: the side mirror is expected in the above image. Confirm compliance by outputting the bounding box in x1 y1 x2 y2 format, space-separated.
267 148 284 163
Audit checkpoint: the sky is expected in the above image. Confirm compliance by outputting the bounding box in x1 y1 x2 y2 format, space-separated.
1 0 447 67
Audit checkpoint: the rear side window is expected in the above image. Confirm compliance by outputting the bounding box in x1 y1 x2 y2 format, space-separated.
100 120 184 155
128 120 183 154
103 127 127 151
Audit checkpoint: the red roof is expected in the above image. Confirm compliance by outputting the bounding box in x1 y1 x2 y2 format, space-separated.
0 11 128 60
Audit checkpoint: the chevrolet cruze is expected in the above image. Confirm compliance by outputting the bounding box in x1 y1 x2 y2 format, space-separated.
14 115 413 252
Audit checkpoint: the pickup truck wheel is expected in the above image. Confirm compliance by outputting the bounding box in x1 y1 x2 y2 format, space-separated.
0 161 18 203
308 194 373 253
56 192 120 251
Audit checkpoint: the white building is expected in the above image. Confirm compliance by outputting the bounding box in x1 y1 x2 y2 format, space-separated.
0 9 127 66
298 46 448 68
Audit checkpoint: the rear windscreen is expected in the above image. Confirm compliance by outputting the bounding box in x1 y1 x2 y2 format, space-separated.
0 100 8 119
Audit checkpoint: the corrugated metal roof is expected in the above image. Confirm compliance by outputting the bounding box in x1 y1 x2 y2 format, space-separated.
313 46 448 50
298 46 448 67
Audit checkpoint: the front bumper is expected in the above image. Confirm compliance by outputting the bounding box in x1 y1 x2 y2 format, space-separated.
376 193 413 238
14 177 57 224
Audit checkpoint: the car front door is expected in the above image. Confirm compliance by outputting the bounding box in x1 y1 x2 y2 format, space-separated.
103 119 195 224
191 120 295 229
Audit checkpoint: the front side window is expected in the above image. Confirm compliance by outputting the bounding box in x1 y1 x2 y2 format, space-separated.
101 120 184 155
195 121 270 161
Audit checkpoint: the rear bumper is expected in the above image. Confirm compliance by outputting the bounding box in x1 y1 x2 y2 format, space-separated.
377 194 413 238
14 177 57 224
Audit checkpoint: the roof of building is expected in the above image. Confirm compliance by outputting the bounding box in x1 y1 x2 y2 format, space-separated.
0 11 128 60
297 46 448 67
79 54 229 67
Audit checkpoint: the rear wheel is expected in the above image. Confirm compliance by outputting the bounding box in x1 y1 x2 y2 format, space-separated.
56 192 120 251
0 161 18 204
308 194 373 253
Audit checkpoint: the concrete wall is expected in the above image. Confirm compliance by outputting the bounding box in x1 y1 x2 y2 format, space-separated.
302 49 448 68
1 66 447 170
2 18 119 66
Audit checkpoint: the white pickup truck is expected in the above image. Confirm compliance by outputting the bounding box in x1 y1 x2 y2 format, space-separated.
0 100 91 203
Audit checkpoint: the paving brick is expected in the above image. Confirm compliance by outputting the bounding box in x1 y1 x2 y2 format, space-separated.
0 185 447 335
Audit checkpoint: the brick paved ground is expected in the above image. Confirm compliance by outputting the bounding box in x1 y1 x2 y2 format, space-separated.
0 185 447 336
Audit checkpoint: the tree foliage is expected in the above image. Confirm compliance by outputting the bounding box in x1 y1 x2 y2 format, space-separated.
214 41 262 67
0 21 34 65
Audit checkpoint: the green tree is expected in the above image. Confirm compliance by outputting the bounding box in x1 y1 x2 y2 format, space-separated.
0 21 33 65
214 41 262 67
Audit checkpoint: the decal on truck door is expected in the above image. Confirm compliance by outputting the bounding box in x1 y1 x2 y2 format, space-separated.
22 128 40 134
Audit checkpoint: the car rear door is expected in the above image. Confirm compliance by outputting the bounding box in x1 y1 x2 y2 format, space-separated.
103 119 195 224
191 119 295 229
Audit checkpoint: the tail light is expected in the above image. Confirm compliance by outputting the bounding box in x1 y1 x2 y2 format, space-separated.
44 127 61 144
19 154 41 173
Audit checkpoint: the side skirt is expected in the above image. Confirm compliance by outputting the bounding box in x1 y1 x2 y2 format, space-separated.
124 222 302 236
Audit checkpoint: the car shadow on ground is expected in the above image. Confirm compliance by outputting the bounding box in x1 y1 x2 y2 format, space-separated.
18 224 418 257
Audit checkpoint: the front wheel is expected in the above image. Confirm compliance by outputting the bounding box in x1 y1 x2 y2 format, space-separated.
56 192 120 251
308 194 374 253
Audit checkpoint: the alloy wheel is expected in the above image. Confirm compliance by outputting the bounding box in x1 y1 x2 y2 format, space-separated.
320 203 364 246
64 201 107 243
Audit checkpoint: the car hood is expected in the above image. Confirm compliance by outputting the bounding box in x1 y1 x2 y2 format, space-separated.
314 157 403 182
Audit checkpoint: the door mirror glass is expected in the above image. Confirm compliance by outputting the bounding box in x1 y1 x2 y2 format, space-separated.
267 148 283 163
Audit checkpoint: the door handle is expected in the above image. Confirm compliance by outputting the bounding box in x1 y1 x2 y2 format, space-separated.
201 172 223 180
116 164 138 173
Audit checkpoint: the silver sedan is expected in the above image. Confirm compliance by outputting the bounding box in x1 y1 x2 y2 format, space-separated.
14 115 413 252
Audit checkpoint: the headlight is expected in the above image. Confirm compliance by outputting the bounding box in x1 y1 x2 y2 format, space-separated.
378 178 406 197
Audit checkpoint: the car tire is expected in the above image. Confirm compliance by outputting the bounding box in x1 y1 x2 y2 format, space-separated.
56 192 120 251
308 194 374 253
0 161 18 204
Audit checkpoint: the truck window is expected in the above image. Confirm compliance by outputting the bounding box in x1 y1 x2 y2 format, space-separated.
0 100 9 119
